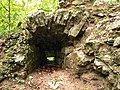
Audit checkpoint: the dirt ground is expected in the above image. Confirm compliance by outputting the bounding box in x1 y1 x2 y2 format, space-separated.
0 38 107 90
0 65 107 90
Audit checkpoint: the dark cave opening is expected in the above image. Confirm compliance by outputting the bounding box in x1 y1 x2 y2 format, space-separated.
29 25 70 69
35 38 63 68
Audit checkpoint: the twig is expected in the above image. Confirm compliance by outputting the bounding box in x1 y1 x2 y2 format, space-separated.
0 3 9 12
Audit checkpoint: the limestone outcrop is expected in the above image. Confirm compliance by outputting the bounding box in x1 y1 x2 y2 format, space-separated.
0 0 120 89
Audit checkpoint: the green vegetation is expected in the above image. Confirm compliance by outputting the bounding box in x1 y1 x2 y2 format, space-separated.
0 0 119 36
102 0 120 2
85 85 89 90
109 0 119 2
0 0 59 36
47 57 55 61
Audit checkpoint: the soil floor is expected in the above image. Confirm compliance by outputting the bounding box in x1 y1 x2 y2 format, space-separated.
0 65 107 90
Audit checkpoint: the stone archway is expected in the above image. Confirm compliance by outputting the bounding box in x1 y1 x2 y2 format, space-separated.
0 1 120 89
21 10 87 71
0 8 88 78
26 14 70 68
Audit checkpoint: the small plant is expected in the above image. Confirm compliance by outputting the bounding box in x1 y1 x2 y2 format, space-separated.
85 85 89 90
48 78 63 89
18 79 25 83
27 76 33 81
27 81 33 87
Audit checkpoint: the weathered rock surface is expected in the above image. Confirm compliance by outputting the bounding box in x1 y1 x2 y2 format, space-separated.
0 0 120 89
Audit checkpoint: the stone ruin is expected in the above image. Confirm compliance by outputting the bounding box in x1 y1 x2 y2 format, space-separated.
0 0 120 89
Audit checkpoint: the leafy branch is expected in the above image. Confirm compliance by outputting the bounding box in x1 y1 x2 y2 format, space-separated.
0 2 8 11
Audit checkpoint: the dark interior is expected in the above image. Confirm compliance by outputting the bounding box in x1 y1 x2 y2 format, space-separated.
35 37 63 67
29 25 69 68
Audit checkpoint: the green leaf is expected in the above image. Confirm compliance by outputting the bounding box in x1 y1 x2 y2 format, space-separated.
47 57 55 61
0 0 59 36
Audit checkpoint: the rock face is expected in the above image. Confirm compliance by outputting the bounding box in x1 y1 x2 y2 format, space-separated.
0 0 120 89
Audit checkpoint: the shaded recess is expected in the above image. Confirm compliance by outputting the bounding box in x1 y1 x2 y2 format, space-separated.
29 25 69 67
20 9 87 71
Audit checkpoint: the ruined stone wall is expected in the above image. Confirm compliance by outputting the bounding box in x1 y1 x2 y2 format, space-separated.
0 1 120 89
62 2 120 89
